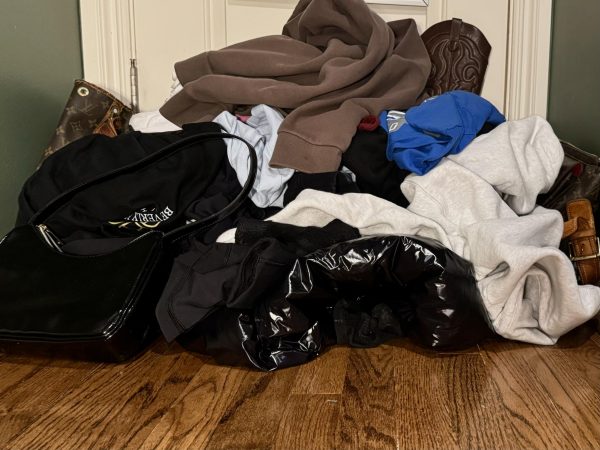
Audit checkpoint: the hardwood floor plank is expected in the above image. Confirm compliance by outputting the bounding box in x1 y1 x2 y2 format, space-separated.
0 356 52 399
337 344 397 449
140 364 249 450
394 341 527 450
291 346 350 395
0 355 101 446
533 345 600 442
2 331 600 449
446 346 521 448
8 341 204 450
395 345 460 449
553 326 600 393
98 345 207 449
482 340 600 449
273 394 341 450
204 366 299 450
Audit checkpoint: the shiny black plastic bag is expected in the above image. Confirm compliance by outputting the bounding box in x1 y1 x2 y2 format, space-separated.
179 235 493 371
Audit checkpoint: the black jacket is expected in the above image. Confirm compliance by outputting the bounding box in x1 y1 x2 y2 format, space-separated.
175 234 493 371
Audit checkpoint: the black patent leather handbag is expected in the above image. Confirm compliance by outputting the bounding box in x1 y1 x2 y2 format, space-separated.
0 132 257 362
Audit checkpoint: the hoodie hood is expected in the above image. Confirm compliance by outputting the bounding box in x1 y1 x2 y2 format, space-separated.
401 116 564 236
447 116 563 215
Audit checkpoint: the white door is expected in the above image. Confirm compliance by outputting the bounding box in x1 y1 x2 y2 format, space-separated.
80 0 552 119
220 0 509 112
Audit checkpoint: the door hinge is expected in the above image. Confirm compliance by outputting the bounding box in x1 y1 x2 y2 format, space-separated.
130 58 139 113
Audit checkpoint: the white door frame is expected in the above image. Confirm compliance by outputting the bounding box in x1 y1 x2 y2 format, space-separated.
79 0 552 119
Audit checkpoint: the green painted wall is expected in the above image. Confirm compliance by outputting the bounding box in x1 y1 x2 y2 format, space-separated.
0 0 82 236
547 0 600 153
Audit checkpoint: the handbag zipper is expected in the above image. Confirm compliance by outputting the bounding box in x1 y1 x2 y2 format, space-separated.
37 224 64 252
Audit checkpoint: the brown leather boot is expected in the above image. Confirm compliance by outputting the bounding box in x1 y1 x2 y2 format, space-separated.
421 18 491 97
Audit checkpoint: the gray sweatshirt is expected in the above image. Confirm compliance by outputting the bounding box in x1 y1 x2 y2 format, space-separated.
403 116 600 344
218 116 600 345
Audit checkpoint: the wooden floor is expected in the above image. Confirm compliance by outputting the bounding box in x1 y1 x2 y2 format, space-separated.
1 322 600 450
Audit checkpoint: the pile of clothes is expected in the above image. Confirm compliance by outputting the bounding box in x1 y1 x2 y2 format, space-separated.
18 0 600 370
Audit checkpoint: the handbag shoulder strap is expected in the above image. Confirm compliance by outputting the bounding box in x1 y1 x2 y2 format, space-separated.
31 131 258 242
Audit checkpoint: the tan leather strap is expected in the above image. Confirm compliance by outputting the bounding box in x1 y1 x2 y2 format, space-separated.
94 100 121 138
563 216 596 239
563 217 579 239
565 199 600 285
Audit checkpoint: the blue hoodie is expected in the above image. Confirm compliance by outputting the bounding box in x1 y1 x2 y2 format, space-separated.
380 91 505 175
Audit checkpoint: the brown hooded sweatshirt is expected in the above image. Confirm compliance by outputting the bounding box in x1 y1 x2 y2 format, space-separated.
160 0 431 173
